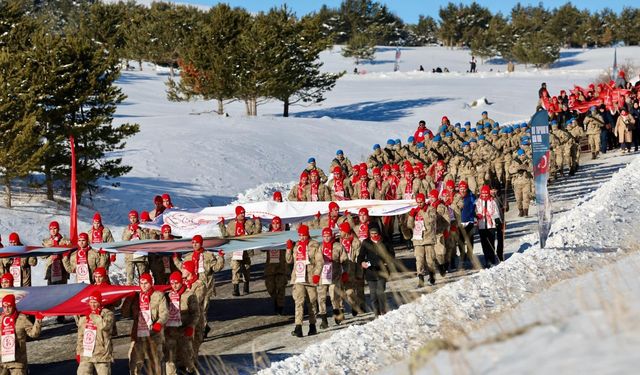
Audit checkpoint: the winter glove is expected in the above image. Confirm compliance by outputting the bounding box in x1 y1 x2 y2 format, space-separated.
218 250 225 257
450 226 458 233
312 275 320 284
476 213 483 219
76 355 80 364
286 239 294 250
343 210 350 217
63 251 71 258
341 272 349 283
409 208 417 217
98 248 106 255
315 211 321 219
110 254 117 262
152 323 162 333
35 312 45 321
252 215 260 220
184 326 194 337
218 217 225 225
172 252 180 260
443 230 450 240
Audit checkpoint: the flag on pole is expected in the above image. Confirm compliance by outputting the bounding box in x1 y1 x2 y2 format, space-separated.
612 47 618 81
69 135 78 245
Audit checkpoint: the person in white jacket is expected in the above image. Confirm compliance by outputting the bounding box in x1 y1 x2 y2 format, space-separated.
475 185 500 268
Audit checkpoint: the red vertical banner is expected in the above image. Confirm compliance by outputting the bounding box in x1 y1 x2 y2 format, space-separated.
69 135 78 245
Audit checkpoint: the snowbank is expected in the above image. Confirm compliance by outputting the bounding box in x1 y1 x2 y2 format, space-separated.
259 157 640 375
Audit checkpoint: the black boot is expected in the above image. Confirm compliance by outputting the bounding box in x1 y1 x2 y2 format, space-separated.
438 264 446 277
277 305 284 315
243 282 250 295
232 284 240 296
291 324 303 337
428 272 436 285
417 274 425 287
319 314 329 329
308 323 317 336
273 300 279 315
518 208 524 217
333 309 345 325
204 324 211 338
523 208 529 217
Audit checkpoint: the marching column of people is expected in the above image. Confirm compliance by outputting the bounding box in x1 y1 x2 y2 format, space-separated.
1 96 614 371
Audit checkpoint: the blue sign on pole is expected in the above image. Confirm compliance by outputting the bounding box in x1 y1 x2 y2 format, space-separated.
530 110 552 248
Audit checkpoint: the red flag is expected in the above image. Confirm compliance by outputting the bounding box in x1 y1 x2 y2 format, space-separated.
70 135 78 245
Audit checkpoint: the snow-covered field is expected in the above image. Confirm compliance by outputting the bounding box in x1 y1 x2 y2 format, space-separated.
0 45 639 373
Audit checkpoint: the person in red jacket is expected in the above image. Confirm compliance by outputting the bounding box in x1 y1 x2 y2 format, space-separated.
413 120 433 144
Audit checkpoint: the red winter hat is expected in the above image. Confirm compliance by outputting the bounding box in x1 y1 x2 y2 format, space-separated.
128 210 139 218
161 224 171 233
382 164 391 171
416 193 425 201
442 116 449 123
139 273 153 285
272 216 282 225
162 193 171 201
154 195 163 204
372 167 381 175
445 180 455 190
169 271 183 284
459 180 468 189
2 294 16 308
415 162 424 169
358 207 369 216
339 222 351 233
404 165 414 174
273 191 282 201
88 291 102 305
78 233 89 241
359 163 367 169
1 273 14 285
297 224 310 237
309 169 319 177
140 211 151 222
391 164 400 171
235 206 245 215
182 260 196 275
94 267 107 277
332 166 342 174
328 202 339 211
428 189 439 200
8 232 19 243
93 212 102 222
621 110 628 116
49 221 60 230
480 185 491 195
300 171 309 180
436 160 445 168
322 227 332 237
192 235 203 245
358 169 368 178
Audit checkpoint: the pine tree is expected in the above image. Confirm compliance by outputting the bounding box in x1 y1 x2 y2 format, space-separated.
0 51 48 208
342 31 376 64
408 15 439 46
261 7 344 117
166 4 249 115
30 29 139 203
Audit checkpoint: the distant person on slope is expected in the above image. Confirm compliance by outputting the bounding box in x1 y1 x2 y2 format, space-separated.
469 56 477 73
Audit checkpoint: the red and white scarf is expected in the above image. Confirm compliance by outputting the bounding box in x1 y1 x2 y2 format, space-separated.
341 236 353 254
310 183 319 201
9 258 21 287
82 310 101 357
334 178 345 199
359 180 370 199
234 220 246 236
322 241 333 263
358 222 369 240
91 226 104 244
1 312 18 362
297 184 305 201
295 240 308 261
166 286 185 327
137 290 153 337
76 247 91 284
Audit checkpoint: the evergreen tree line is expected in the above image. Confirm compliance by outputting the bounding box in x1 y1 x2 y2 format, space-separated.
0 0 139 208
323 1 640 67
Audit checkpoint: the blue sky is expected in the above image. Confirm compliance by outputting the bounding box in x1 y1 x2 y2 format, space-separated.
181 1 629 24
